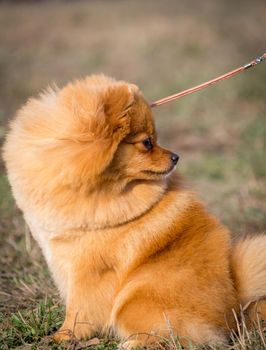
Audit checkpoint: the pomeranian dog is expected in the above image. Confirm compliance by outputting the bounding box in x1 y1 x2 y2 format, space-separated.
3 75 266 348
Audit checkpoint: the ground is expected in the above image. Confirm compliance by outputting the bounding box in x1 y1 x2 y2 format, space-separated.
0 0 265 349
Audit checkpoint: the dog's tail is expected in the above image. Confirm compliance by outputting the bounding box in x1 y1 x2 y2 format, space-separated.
231 235 266 320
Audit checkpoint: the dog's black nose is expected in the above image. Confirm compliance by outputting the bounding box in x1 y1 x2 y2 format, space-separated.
170 153 179 165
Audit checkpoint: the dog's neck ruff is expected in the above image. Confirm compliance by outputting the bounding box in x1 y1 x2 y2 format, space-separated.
79 180 168 230
24 178 170 235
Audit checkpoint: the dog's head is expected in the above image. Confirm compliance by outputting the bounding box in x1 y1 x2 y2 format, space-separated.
3 75 180 228
51 75 179 191
6 75 178 195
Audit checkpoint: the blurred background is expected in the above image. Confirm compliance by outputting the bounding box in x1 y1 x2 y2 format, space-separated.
0 0 265 346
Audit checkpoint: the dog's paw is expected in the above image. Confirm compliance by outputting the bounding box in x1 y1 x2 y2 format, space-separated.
53 328 74 343
119 339 143 350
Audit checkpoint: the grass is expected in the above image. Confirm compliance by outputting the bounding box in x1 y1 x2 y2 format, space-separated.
0 298 62 348
0 0 265 348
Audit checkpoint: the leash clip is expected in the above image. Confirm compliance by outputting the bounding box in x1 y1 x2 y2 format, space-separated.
244 54 266 70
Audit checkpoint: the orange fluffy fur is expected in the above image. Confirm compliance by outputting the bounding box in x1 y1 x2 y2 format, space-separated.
3 75 266 348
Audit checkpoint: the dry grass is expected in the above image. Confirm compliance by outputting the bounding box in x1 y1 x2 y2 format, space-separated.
0 0 265 349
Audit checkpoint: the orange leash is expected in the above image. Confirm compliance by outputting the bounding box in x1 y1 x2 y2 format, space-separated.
150 53 266 108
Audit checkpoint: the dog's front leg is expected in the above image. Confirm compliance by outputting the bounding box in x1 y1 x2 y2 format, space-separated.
50 234 117 343
53 270 98 342
52 259 116 342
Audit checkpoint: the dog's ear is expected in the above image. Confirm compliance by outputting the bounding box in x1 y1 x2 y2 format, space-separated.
59 81 137 143
56 81 138 182
104 83 137 141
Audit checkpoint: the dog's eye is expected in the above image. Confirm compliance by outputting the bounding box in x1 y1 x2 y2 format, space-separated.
142 138 153 150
